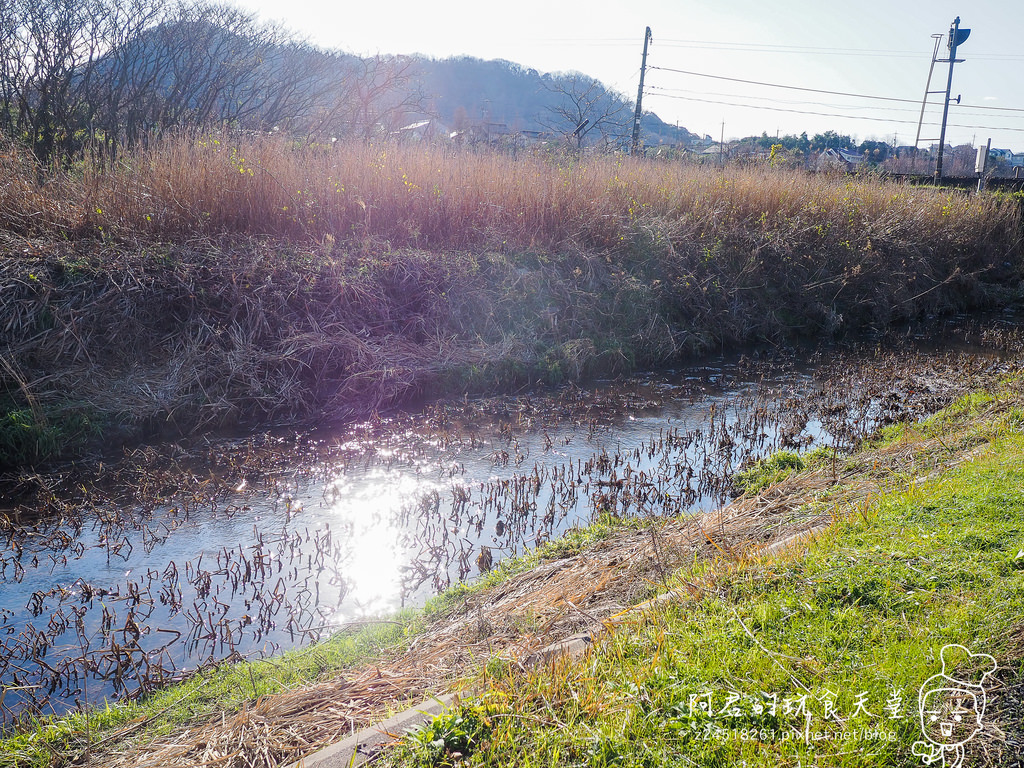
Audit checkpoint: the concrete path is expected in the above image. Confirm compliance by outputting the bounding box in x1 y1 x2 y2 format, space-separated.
284 693 458 768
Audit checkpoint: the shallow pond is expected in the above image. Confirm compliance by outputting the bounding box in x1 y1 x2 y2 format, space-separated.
0 311 1021 724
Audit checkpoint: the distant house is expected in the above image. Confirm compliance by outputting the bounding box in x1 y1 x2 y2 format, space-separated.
447 121 552 152
518 129 550 145
467 121 512 145
816 148 863 172
980 148 1024 169
393 119 450 142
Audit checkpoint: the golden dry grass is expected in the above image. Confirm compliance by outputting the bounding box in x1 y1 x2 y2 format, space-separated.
0 133 1020 467
0 131 1013 257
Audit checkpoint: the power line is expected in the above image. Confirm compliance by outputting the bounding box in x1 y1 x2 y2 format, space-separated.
653 39 911 54
650 65 925 105
648 86 924 114
648 65 1024 114
538 37 1024 62
647 85 1023 121
655 40 924 58
951 101 1024 113
653 38 1024 62
643 89 1024 134
645 90 925 125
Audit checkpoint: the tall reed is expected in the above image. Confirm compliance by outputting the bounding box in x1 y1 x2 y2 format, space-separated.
53 132 1016 261
0 131 1020 466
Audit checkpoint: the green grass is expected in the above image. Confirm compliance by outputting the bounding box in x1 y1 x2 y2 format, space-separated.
732 449 806 495
0 401 104 469
387 401 1024 766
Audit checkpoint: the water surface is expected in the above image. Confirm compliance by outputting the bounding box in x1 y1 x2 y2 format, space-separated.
0 312 1019 723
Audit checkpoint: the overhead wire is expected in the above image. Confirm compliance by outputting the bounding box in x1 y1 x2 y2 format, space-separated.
648 86 930 115
646 85 1021 121
647 65 1024 114
654 38 1024 62
537 35 1024 138
656 42 925 58
538 37 1024 62
643 90 1024 134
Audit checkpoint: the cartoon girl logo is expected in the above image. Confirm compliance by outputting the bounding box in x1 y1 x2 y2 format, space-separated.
912 644 997 768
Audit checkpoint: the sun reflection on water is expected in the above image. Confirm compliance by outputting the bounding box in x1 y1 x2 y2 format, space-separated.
327 471 433 620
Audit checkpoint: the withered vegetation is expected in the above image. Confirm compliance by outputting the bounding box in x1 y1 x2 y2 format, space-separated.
1 133 1021 467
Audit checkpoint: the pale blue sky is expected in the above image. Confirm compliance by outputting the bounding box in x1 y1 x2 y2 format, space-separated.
236 0 1024 150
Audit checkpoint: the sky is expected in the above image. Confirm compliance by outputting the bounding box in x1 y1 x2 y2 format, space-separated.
234 0 1024 150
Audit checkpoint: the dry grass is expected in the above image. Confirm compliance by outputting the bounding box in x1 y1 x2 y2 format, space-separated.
0 131 1015 258
0 133 1021 467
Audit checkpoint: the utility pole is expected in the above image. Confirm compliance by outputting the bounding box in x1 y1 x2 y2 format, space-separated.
935 17 970 182
976 137 991 193
631 26 652 156
915 34 944 148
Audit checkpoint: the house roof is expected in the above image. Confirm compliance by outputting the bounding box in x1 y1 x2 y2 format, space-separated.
820 147 863 165
399 120 432 132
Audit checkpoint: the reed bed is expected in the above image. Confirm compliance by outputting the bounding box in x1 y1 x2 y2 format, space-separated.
0 131 1015 258
28 129 1019 259
56 134 1018 255
0 133 1021 466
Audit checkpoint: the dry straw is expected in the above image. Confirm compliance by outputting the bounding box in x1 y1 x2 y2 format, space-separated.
0 132 1019 463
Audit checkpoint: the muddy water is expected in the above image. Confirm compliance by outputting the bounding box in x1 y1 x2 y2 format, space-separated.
0 313 1021 724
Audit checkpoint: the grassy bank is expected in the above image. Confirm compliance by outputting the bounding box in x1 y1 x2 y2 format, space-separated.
1 135 1022 467
387 386 1024 768
0 612 416 767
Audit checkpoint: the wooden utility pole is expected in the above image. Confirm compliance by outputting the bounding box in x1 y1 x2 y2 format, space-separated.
631 26 652 156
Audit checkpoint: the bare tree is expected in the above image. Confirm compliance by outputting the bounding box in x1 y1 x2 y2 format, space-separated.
87 1 334 145
0 0 430 163
540 72 630 151
310 54 427 140
0 0 110 164
86 0 173 156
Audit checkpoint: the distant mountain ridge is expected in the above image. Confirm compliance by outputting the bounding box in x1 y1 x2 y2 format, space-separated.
0 0 695 163
411 55 697 148
91 17 695 149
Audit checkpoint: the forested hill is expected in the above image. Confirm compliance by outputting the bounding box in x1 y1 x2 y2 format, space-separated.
0 0 695 163
412 56 697 148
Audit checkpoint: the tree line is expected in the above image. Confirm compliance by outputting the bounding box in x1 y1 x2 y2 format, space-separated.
0 0 424 165
0 0 700 167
